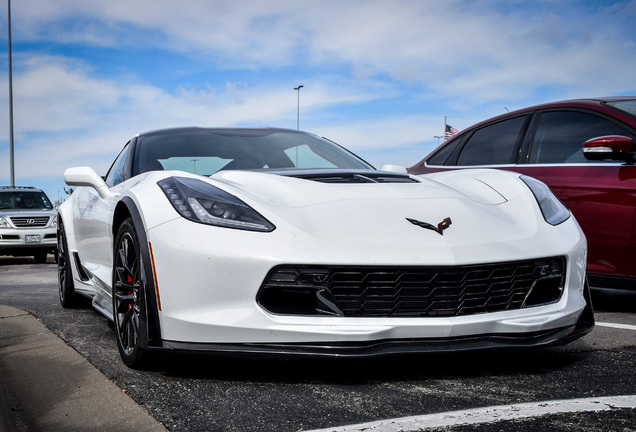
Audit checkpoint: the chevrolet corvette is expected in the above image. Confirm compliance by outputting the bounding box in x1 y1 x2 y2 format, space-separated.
58 127 594 368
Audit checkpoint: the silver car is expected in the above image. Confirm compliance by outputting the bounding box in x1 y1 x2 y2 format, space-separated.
0 186 57 263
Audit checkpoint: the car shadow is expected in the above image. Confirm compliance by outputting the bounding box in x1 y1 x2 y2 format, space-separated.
590 288 636 313
150 345 586 384
0 255 56 265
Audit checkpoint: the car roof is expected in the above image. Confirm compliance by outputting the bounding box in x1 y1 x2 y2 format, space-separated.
0 186 44 193
507 96 636 113
456 96 636 135
136 126 300 138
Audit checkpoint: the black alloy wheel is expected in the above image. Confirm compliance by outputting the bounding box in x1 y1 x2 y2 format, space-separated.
113 218 149 368
58 220 80 308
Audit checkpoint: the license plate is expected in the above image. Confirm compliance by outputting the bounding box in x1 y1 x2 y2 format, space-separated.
25 234 41 243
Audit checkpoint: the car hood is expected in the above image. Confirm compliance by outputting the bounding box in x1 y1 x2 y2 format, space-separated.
0 208 56 216
206 169 545 261
211 169 524 207
133 168 574 265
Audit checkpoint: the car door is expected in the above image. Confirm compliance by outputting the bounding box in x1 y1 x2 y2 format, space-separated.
72 143 130 297
512 110 636 287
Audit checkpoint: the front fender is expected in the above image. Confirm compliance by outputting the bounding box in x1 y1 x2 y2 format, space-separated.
117 196 163 349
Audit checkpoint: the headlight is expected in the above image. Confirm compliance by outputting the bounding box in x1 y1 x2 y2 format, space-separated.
520 175 570 226
158 177 275 232
0 216 10 229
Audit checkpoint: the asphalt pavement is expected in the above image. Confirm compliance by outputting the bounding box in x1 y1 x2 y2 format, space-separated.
0 304 168 432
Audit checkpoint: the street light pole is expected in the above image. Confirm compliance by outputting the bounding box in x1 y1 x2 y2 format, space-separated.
293 85 303 130
8 0 15 186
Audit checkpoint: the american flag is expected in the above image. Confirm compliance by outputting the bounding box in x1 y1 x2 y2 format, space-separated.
445 124 459 140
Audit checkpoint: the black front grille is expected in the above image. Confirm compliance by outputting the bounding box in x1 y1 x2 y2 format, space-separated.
258 258 566 317
9 217 50 227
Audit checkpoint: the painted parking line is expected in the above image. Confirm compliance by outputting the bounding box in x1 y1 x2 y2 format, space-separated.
304 395 636 432
596 321 636 331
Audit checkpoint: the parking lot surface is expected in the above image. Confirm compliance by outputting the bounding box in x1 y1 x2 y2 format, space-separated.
1 257 635 431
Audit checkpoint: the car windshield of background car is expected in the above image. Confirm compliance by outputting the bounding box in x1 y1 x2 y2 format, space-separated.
528 111 636 164
607 100 636 118
0 192 53 210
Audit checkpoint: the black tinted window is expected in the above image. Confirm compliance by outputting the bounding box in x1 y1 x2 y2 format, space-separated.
456 116 525 166
427 136 464 166
0 191 53 210
528 111 635 164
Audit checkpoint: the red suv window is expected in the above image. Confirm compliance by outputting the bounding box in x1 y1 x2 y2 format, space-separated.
456 116 526 166
528 111 636 164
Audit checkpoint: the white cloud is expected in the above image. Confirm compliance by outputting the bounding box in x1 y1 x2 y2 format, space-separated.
10 0 634 103
1 0 636 201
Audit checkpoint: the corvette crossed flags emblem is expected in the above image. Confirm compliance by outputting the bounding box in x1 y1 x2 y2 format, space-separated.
407 217 452 236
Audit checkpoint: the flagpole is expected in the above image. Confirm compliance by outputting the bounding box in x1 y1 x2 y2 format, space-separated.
444 116 447 140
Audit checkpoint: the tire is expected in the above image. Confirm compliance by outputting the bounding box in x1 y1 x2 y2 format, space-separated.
58 221 81 308
33 250 48 263
112 218 150 369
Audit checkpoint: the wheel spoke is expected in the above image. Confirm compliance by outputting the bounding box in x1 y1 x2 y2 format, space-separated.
120 309 139 354
114 228 143 358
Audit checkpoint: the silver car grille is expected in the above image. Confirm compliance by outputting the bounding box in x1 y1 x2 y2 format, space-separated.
9 217 51 228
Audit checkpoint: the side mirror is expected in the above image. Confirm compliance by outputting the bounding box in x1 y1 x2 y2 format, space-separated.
583 135 636 164
64 166 114 199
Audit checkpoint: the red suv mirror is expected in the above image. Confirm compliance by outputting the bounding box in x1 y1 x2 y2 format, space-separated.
583 135 636 164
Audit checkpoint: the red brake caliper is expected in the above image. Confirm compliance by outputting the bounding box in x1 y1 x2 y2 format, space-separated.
127 275 133 310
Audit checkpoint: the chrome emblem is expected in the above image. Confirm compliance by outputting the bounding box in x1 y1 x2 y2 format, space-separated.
27 219 35 225
407 217 452 236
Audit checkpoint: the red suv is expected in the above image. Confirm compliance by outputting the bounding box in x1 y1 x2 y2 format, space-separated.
408 97 636 291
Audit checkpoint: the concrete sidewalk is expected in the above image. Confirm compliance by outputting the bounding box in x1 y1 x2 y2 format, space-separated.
0 304 167 432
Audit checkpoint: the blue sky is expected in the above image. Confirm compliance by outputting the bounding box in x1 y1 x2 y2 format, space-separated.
1 0 635 203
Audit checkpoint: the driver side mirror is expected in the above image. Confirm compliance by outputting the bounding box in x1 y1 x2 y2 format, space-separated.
583 135 636 165
64 166 114 199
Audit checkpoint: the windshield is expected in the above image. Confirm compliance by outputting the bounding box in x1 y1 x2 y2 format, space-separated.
607 100 636 118
0 191 53 210
133 129 373 176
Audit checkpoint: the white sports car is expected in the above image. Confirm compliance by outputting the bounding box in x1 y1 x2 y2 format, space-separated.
58 127 594 368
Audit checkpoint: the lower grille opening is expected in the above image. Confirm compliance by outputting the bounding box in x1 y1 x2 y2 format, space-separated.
257 257 566 318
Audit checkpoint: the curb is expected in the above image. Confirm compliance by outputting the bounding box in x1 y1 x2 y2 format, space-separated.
0 304 167 432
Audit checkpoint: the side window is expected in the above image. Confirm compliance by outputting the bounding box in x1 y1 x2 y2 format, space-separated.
528 111 636 164
456 116 526 166
427 135 465 166
105 144 130 187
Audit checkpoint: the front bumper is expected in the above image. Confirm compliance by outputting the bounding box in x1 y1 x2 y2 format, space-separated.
146 212 591 354
161 287 594 357
0 227 57 255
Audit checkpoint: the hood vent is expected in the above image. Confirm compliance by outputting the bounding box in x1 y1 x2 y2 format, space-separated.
274 170 418 184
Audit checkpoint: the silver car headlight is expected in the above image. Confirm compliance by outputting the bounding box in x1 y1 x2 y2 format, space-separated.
520 175 570 226
0 216 10 229
158 177 275 232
